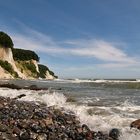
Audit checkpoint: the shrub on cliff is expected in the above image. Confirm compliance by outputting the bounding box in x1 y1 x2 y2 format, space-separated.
38 64 48 78
0 32 14 48
38 64 57 78
12 48 39 62
23 61 38 74
0 60 18 78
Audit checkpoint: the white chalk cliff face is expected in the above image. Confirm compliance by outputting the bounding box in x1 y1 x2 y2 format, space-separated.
0 47 13 62
0 47 26 78
45 70 55 80
31 59 39 73
0 46 56 79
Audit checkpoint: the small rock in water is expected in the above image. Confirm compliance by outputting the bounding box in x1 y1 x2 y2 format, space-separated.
13 94 26 100
82 124 90 133
130 119 140 129
109 128 120 140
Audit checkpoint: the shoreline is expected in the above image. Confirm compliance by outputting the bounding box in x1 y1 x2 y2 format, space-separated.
0 95 118 140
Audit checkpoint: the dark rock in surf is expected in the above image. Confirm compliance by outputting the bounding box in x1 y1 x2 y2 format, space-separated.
109 128 120 140
0 83 48 91
13 94 26 100
27 84 48 90
0 83 22 90
130 119 140 129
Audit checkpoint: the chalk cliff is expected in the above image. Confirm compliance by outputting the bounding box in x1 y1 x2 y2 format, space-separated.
0 31 57 79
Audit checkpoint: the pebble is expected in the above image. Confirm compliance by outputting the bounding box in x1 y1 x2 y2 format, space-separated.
109 128 120 140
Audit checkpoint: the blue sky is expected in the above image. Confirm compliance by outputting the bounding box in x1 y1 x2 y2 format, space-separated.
0 0 140 79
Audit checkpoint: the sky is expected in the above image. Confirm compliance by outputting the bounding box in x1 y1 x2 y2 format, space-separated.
0 0 140 79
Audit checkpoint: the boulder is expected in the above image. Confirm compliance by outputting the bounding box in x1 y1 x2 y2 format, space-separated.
109 128 120 140
130 119 140 129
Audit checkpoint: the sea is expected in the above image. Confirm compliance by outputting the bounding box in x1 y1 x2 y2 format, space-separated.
0 78 140 140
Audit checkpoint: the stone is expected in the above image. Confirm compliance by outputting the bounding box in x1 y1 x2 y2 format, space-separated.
77 127 82 133
1 132 18 140
20 131 30 140
130 119 140 129
82 124 90 133
36 134 47 140
30 124 42 133
30 132 38 139
109 128 120 140
13 127 21 135
0 123 8 132
13 94 26 100
43 118 53 126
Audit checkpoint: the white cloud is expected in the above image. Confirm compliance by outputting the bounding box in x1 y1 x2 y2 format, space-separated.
66 39 135 63
8 27 139 70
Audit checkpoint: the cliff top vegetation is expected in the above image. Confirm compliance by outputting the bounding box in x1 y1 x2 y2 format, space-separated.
0 32 14 48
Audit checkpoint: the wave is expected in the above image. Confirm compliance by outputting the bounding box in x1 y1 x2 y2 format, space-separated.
54 78 140 84
0 88 140 139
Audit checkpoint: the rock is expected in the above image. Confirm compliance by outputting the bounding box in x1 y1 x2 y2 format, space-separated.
1 132 18 140
30 132 38 139
36 134 47 140
130 119 140 129
0 83 22 90
82 124 90 133
77 127 82 133
30 123 42 133
0 103 4 109
27 85 48 91
0 123 8 132
85 131 93 140
28 85 38 90
109 128 120 140
20 131 30 140
43 118 53 126
13 94 26 100
13 127 21 135
17 120 29 129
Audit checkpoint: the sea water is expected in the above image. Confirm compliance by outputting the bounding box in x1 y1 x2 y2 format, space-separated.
0 79 140 140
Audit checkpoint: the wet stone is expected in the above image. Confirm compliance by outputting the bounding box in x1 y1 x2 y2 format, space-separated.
36 134 48 140
0 123 8 132
30 124 42 133
19 131 30 140
82 124 90 133
109 128 120 140
13 127 21 135
30 132 38 139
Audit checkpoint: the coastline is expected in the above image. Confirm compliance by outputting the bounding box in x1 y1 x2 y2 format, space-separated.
0 94 116 140
0 80 139 139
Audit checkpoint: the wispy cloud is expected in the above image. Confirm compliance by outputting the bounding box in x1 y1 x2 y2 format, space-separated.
65 39 136 63
8 25 139 70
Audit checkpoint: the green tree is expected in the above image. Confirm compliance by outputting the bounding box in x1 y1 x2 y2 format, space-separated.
0 32 14 48
12 48 39 62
